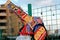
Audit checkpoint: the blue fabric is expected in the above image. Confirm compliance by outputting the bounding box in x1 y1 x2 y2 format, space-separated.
33 23 44 32
26 24 31 32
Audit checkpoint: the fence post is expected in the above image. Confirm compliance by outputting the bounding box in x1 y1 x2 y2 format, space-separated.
28 4 32 16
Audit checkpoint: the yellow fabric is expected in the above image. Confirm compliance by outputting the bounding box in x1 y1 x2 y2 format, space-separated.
24 15 33 23
34 27 45 40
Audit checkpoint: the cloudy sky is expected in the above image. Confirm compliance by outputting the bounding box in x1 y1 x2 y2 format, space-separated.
11 0 60 11
0 0 60 11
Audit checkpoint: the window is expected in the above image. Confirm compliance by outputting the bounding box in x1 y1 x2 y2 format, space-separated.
33 9 37 13
47 16 51 20
52 15 56 20
0 23 6 26
0 16 6 19
52 20 56 25
53 25 57 30
32 13 37 16
57 15 60 20
43 16 46 21
0 10 6 13
38 8 41 12
11 28 14 33
58 25 60 29
57 20 60 25
42 7 46 12
32 10 34 13
47 11 51 16
43 12 46 16
52 11 56 15
47 7 51 11
50 25 53 30
51 6 56 11
57 10 60 15
37 13 41 17
47 20 51 25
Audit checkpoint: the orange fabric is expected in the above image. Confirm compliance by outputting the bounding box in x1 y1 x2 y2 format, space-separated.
34 27 46 40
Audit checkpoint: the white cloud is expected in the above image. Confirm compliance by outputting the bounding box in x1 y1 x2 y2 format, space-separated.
40 0 53 6
31 0 54 7
11 0 55 10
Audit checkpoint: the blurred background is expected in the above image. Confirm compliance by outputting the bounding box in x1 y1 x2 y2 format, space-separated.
0 0 60 40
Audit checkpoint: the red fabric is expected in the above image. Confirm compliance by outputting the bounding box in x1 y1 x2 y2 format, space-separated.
17 9 21 14
19 25 33 35
38 31 46 40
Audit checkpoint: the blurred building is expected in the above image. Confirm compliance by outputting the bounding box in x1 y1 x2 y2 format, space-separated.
0 1 23 36
0 4 8 36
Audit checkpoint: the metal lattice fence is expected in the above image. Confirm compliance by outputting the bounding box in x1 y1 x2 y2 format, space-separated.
32 4 60 40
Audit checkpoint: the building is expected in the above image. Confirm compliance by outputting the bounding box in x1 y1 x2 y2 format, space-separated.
0 1 23 37
0 4 8 36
